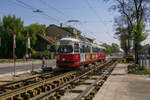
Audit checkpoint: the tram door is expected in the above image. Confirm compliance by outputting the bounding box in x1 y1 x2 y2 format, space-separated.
80 45 85 62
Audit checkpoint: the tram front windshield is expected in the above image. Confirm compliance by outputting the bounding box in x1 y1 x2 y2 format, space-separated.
57 45 73 53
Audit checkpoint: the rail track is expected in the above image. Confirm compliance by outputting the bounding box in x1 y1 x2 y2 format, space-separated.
33 60 117 100
0 59 116 100
0 70 62 94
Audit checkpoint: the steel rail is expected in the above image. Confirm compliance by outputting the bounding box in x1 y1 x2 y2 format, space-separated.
0 71 76 99
0 71 56 95
33 60 112 100
73 62 117 100
0 60 111 100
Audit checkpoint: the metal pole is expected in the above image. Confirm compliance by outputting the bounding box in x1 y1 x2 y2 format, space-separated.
13 46 16 76
26 41 28 61
31 60 34 72
13 30 16 77
149 59 150 70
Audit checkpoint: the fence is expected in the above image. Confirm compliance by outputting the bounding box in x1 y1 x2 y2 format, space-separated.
139 55 150 70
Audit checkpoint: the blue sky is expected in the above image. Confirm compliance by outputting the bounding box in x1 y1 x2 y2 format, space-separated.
0 0 123 45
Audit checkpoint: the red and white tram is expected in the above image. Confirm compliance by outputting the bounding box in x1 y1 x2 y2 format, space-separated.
56 37 106 68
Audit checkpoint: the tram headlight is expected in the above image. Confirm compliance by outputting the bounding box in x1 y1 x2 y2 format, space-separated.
62 58 65 61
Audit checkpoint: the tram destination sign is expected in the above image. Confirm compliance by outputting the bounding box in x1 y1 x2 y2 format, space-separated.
60 40 72 45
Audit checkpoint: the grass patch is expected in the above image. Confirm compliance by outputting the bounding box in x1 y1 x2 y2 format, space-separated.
128 65 150 75
0 59 39 63
131 70 150 75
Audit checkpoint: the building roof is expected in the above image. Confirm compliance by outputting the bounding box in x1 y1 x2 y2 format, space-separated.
39 35 56 43
46 25 74 39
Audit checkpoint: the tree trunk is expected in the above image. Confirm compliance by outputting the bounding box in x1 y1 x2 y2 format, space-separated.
135 44 139 64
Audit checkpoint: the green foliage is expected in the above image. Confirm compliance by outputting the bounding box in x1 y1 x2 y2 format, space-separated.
25 23 46 47
133 20 147 45
101 43 120 55
136 65 145 71
43 50 49 56
0 15 48 59
50 43 56 52
139 44 150 54
111 43 120 53
120 36 128 54
0 15 25 58
130 65 150 75
115 27 129 55
101 43 111 55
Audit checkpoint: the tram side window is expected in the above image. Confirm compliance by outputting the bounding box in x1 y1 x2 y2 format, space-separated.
92 47 99 53
87 46 90 53
85 46 88 53
92 47 95 53
102 49 106 53
80 45 85 53
74 43 79 53
99 49 102 53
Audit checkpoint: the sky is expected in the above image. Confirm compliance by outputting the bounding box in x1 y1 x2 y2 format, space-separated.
0 0 142 46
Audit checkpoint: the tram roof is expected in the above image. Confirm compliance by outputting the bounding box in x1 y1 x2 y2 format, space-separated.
60 38 80 42
92 43 106 49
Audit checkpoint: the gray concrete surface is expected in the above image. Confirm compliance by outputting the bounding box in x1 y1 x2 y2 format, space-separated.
93 64 150 100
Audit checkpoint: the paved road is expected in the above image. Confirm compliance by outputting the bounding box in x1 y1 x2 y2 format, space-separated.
93 64 150 100
0 60 56 75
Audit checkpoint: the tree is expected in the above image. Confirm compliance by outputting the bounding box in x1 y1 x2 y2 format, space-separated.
0 15 25 58
101 43 112 55
25 23 46 51
111 43 120 53
105 0 150 64
115 27 129 56
139 44 150 54
50 43 56 52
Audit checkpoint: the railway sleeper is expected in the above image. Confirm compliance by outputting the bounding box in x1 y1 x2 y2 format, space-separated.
79 79 86 83
57 89 65 95
81 79 106 99
83 91 96 100
53 92 61 100
79 82 91 85
46 85 51 91
52 81 60 87
13 94 20 100
59 78 64 83
35 88 41 95
70 82 78 88
83 96 93 100
61 84 72 90
40 86 47 92
20 92 30 100
48 96 57 100
2 89 12 93
51 84 57 89
27 90 34 98
32 89 39 97
6 97 13 100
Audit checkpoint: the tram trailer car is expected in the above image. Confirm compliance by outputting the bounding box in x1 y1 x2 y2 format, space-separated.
56 38 106 68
